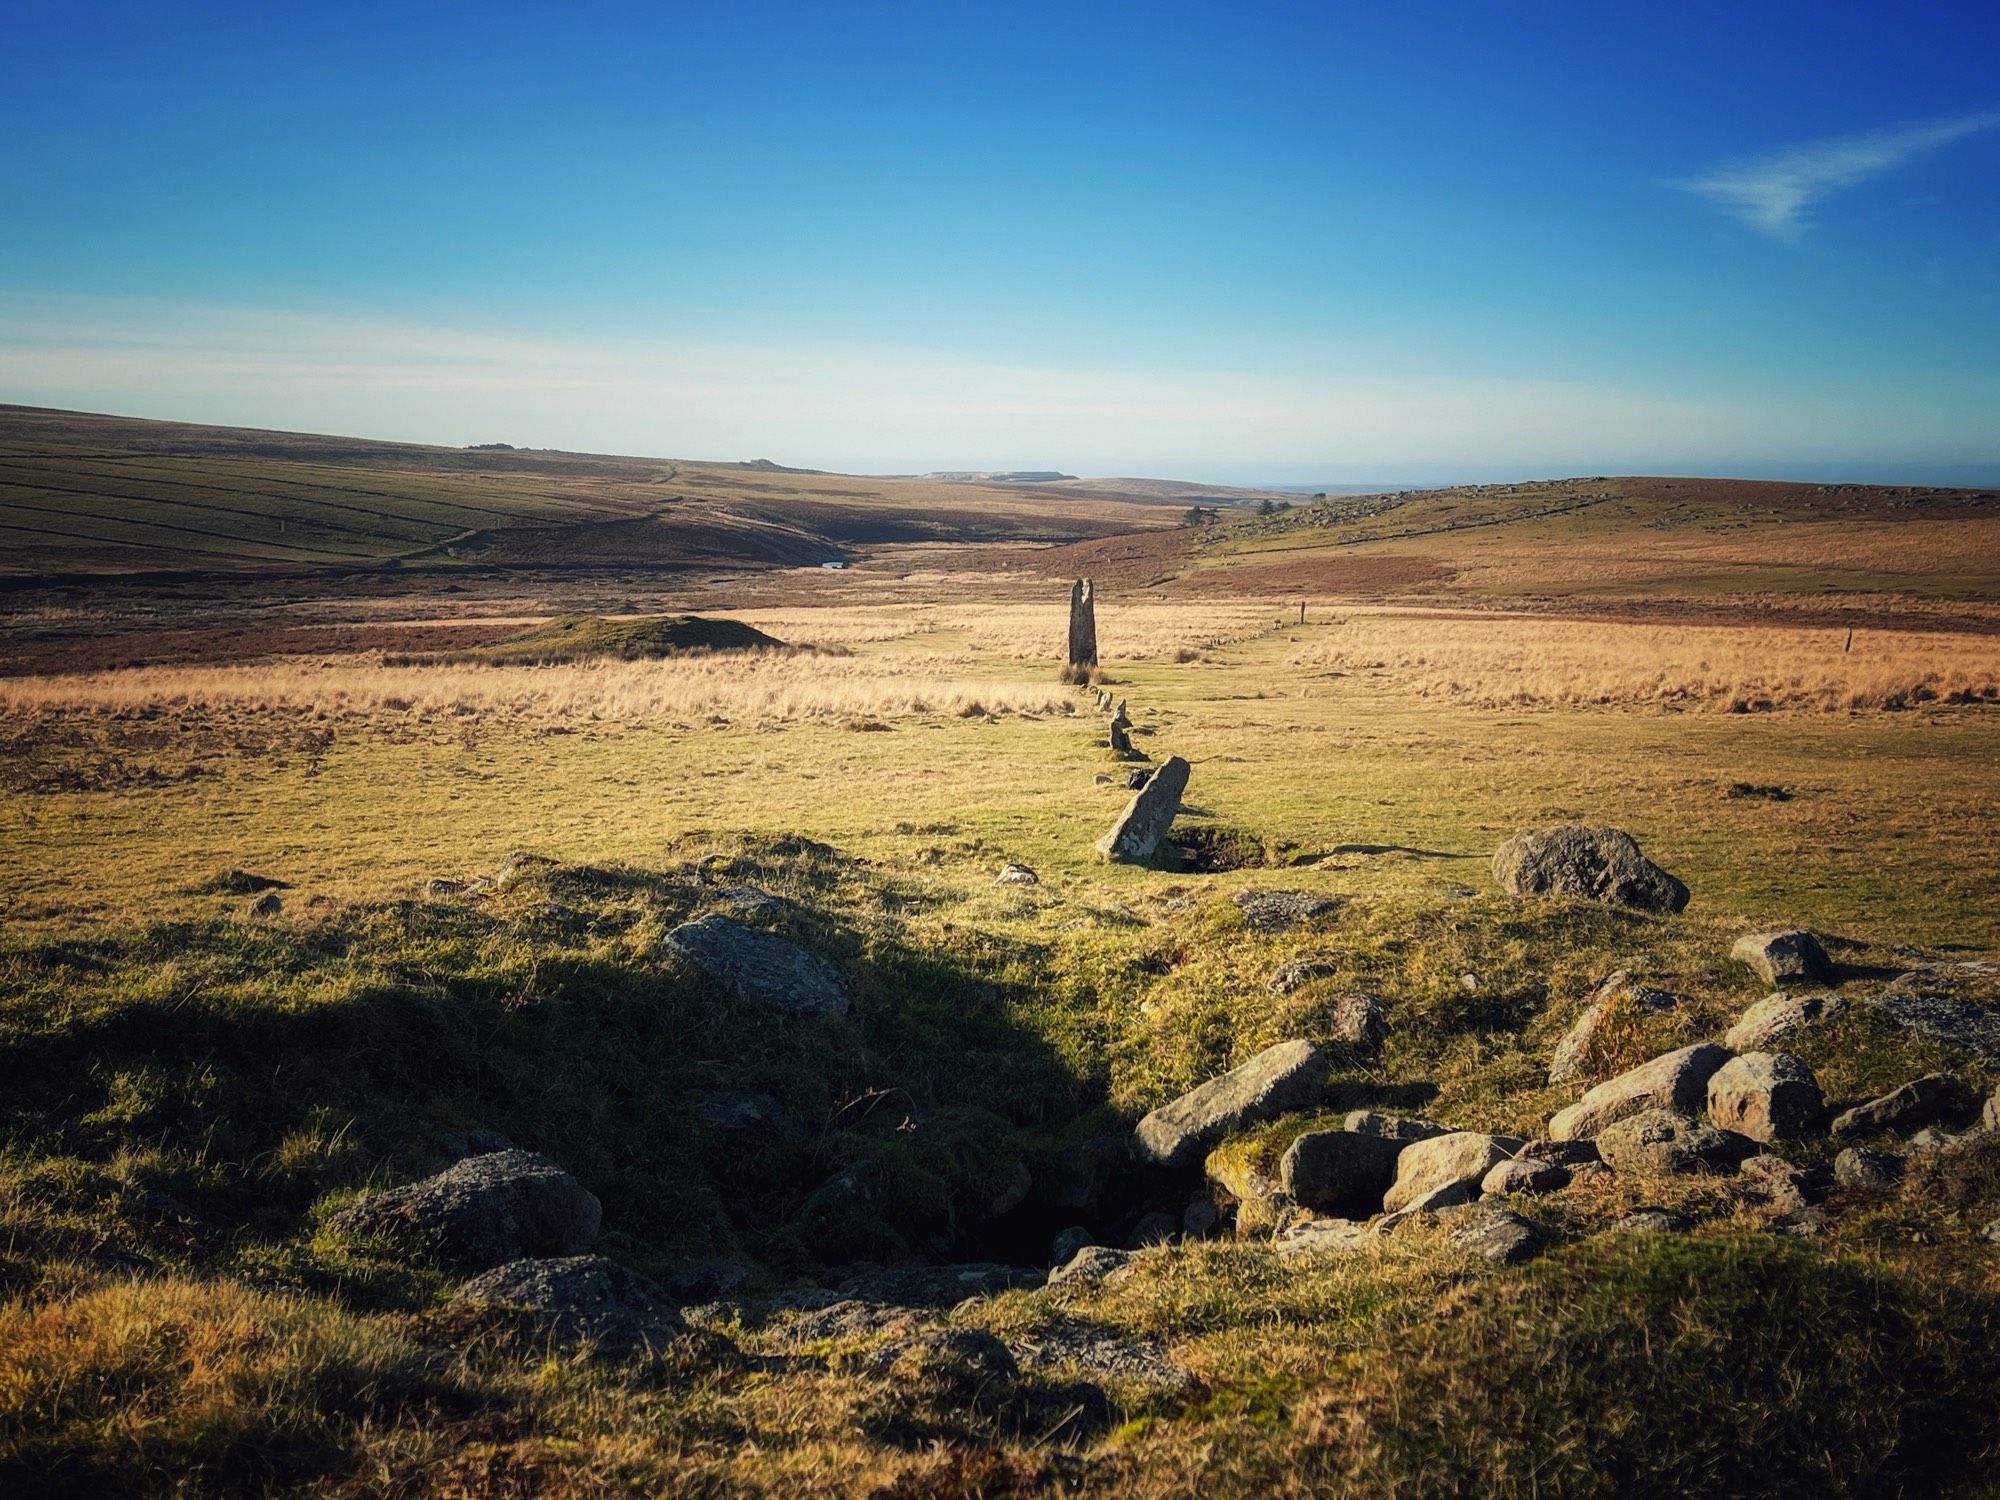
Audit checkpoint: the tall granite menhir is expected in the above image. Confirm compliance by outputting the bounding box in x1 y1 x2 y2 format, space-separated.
1067 578 1098 673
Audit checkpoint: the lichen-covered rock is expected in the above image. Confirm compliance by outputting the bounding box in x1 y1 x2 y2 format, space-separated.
1861 968 2000 1060
1613 1208 1693 1234
337 1151 601 1269
1706 1052 1825 1142
1279 1129 1404 1219
664 913 851 1016
1345 1111 1452 1143
1547 970 1679 1085
1447 1204 1557 1264
1730 929 1834 987
1829 1073 1962 1140
1833 1146 1906 1190
1723 991 1846 1052
1550 1043 1733 1141
1097 756 1190 864
1596 1109 1747 1177
450 1255 685 1359
1382 1132 1522 1214
1232 889 1338 932
1274 1217 1370 1256
1329 991 1388 1053
1491 825 1689 913
1269 954 1339 994
1133 1039 1327 1169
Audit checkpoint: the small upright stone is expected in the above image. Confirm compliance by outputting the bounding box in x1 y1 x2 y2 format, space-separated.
1731 930 1834 987
1829 1073 1961 1141
246 891 283 919
1067 578 1099 673
1097 756 1190 864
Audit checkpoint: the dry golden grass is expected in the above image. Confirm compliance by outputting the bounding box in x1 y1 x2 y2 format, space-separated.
1289 612 2000 711
0 651 1080 725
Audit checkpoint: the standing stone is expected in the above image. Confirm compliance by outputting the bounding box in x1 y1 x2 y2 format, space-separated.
1067 579 1098 671
1109 709 1133 755
1547 970 1679 1085
1097 755 1190 863
1132 1038 1327 1169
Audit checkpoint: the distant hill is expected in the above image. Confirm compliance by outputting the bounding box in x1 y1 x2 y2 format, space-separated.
0 406 1189 580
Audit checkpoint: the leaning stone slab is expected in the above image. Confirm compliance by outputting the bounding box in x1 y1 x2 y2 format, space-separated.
1132 1039 1327 1169
1723 992 1846 1053
664 913 850 1015
1548 970 1679 1085
1097 755 1190 863
1829 1073 1961 1140
450 1255 686 1360
1382 1131 1522 1214
1549 1043 1732 1141
1731 929 1834 987
1491 825 1689 913
336 1150 602 1270
1706 1052 1825 1142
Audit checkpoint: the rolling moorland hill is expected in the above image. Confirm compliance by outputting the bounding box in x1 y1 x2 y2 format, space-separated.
0 405 1188 581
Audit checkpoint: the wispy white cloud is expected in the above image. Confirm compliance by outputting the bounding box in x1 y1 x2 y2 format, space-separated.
1672 111 2000 239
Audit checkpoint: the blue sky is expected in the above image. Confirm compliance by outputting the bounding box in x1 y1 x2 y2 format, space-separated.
3 1 1997 483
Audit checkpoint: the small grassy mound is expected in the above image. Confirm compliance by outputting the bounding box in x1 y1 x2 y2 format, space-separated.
409 613 788 666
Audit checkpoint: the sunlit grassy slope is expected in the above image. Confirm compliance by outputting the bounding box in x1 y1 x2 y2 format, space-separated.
4 445 2000 1493
0 405 1181 576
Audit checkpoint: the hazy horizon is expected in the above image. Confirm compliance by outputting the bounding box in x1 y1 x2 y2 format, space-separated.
4 5 1998 482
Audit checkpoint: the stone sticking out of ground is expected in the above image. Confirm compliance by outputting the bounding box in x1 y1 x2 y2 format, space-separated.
696 1090 794 1133
336 1150 602 1270
663 913 851 1016
1132 1038 1327 1169
1382 1132 1522 1214
1490 824 1690 913
1547 970 1679 1085
1447 1204 1558 1264
1833 1146 1906 1189
245 891 283 918
994 862 1040 886
1614 1208 1693 1234
1724 991 1847 1052
1329 991 1388 1054
1269 954 1339 994
1595 1109 1748 1177
1097 755 1190 864
1861 967 2000 1060
1280 1129 1404 1219
1346 1111 1452 1143
1048 1245 1133 1288
449 1255 687 1360
210 868 288 895
1706 1052 1825 1142
1731 929 1834 987
1274 1217 1370 1256
1481 1158 1570 1196
1549 1043 1733 1141
1232 888 1338 932
1829 1073 1962 1140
